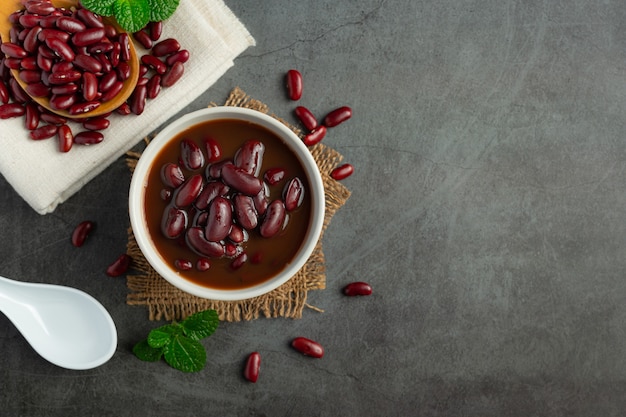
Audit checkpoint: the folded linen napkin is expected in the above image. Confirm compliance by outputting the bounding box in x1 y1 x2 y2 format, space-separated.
0 0 255 214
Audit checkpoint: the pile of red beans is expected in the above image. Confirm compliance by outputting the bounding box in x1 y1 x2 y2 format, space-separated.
0 0 187 152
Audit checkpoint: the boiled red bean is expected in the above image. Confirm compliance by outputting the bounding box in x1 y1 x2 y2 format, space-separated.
259 200 286 238
174 174 204 207
221 164 263 196
235 139 265 176
264 167 286 185
180 138 205 170
29 124 57 140
106 254 131 277
282 177 305 211
230 252 248 269
286 69 303 100
294 106 318 131
174 259 193 271
206 159 232 179
185 227 225 258
74 131 104 145
303 125 326 147
330 163 354 181
71 220 95 247
161 206 188 239
244 352 261 383
196 257 211 271
224 242 239 258
324 106 352 127
194 181 229 210
204 136 222 162
152 38 180 57
0 103 26 119
228 224 246 244
291 337 324 358
23 26 42 53
57 124 73 152
205 196 233 242
233 194 258 230
161 61 184 87
343 281 373 296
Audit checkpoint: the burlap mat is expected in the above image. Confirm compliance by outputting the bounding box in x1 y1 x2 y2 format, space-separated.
125 87 351 322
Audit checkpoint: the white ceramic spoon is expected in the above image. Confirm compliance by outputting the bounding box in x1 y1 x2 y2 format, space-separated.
0 275 117 370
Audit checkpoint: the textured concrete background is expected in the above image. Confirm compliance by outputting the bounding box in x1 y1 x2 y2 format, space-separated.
2 0 626 415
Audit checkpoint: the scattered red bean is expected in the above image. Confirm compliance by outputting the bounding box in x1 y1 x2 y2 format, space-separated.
303 125 327 147
330 163 354 181
343 281 372 296
291 337 324 358
294 106 318 131
286 69 303 101
71 220 95 247
324 106 352 127
106 253 131 277
244 352 261 383
57 124 73 152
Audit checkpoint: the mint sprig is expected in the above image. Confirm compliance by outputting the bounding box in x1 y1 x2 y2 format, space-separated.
80 0 180 33
133 309 219 373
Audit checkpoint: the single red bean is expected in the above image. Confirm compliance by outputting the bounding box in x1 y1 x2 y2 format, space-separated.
118 33 131 61
57 124 73 152
26 1 56 15
83 117 110 131
146 74 161 99
174 174 204 208
45 37 75 62
23 26 42 53
204 136 222 162
286 69 303 100
235 139 265 176
282 177 305 211
74 131 104 145
74 54 103 73
106 254 131 277
51 83 78 95
234 194 258 230
230 252 248 269
243 352 261 383
1 43 28 58
259 200 286 238
152 38 180 57
109 42 121 67
76 9 105 28
224 242 239 258
96 53 112 72
18 69 41 84
101 80 123 102
116 102 131 115
343 281 373 296
221 164 263 196
228 224 246 244
80 72 97 101
291 337 324 358
88 41 114 54
71 220 96 247
140 54 166 74
20 56 38 70
98 71 117 92
324 106 352 127
303 125 327 147
48 70 81 85
196 257 211 272
56 16 86 33
25 103 39 130
69 100 100 116
39 28 70 42
174 259 193 271
194 181 229 210
40 112 67 125
185 227 225 258
264 167 286 185
253 184 270 216
0 103 25 119
0 80 9 104
161 61 184 87
161 206 188 239
133 30 153 49
49 93 76 110
3 58 21 70
180 138 205 171
165 49 190 66
9 78 30 103
294 106 318 131
37 53 54 72
130 84 147 115
26 82 50 97
72 28 106 46
116 61 131 80
29 124 58 140
330 163 354 181
18 14 41 28
148 21 163 41
205 197 233 242
51 61 74 73
161 162 185 188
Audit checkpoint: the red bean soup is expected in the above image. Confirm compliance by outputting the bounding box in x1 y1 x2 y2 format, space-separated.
144 118 313 290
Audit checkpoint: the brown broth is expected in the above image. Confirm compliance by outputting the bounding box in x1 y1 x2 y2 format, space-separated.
144 119 312 290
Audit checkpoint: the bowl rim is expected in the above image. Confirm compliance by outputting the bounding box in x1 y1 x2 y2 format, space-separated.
128 106 326 301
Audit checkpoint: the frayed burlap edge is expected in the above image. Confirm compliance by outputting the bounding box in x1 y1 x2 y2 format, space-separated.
125 87 351 322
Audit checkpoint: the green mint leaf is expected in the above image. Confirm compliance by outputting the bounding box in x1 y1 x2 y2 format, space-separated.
147 324 182 348
80 0 116 16
113 0 151 33
147 0 180 22
133 339 163 362
163 335 206 372
181 310 219 341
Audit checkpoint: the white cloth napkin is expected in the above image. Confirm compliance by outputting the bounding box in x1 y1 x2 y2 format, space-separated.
0 0 255 214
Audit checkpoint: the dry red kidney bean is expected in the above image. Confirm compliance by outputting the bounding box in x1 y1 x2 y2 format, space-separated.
244 352 261 383
180 138 205 171
147 74 161 99
174 174 204 208
294 106 318 131
152 38 180 57
48 70 81 85
106 254 131 277
205 197 233 242
72 27 106 47
234 194 258 230
57 124 73 152
1 43 28 58
186 227 225 257
141 54 166 74
324 106 352 128
25 83 49 97
204 137 222 162
286 69 303 100
24 103 39 130
76 9 104 29
343 281 372 296
259 200 286 238
130 84 147 115
69 100 101 116
56 16 86 33
282 177 305 211
330 163 354 181
0 103 25 119
161 61 184 87
291 337 324 358
40 112 66 125
29 124 57 139
101 81 123 102
234 139 265 176
133 30 153 49
83 117 110 131
74 131 104 145
174 259 193 271
73 54 102 73
161 206 188 239
303 125 327 147
221 164 263 196
165 49 190 66
71 220 96 247
0 80 9 104
264 167 286 185
45 37 75 61
148 21 163 41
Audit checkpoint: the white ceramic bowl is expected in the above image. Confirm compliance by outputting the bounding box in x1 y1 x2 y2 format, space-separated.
128 107 325 301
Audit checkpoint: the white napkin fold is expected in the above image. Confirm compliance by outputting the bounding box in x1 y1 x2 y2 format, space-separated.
0 0 255 214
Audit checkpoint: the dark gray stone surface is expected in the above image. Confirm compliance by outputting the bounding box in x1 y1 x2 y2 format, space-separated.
2 0 626 415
